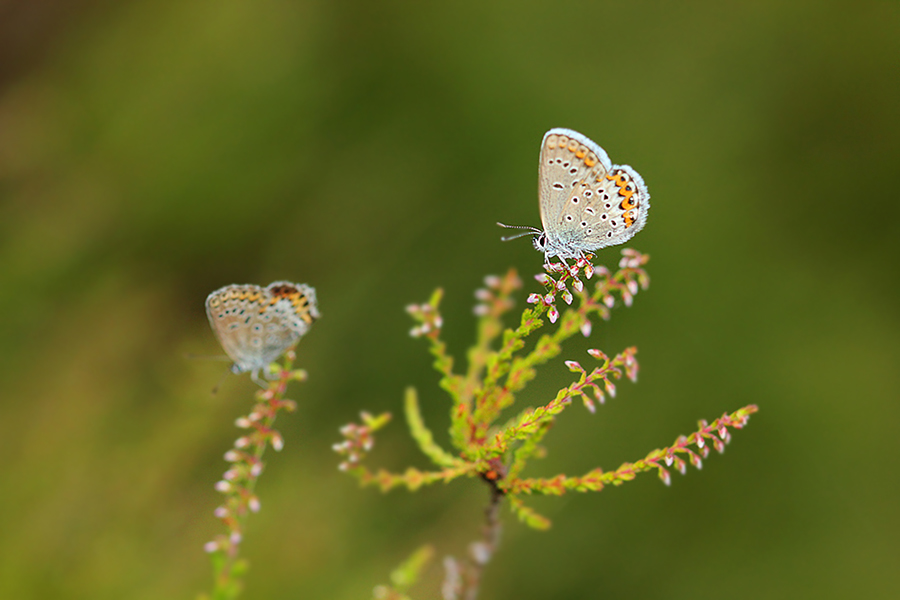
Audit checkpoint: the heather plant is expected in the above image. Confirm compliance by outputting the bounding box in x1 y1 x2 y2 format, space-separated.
200 353 308 600
334 250 758 600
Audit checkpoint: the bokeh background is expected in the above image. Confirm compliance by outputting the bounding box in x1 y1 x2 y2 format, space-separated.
1 1 898 598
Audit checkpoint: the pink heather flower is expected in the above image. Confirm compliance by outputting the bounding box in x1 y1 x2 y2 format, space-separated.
659 468 672 487
674 457 687 475
234 437 250 449
582 397 596 413
475 288 491 301
470 541 492 565
690 454 703 469
587 348 607 361
214 506 229 519
271 433 284 451
605 381 617 398
572 277 584 292
204 541 219 553
473 304 489 316
543 293 555 305
235 417 252 428
561 290 573 305
534 273 551 285
484 275 501 288
603 295 615 308
555 279 567 291
548 306 559 323
627 279 639 296
696 435 705 449
719 426 728 439
224 450 240 462
229 532 242 545
622 292 633 307
665 453 674 467
584 263 594 279
338 461 349 472
526 293 542 304
580 320 592 337
223 469 239 481
547 262 566 273
250 462 263 477
249 496 261 513
434 316 443 328
700 445 710 459
713 438 725 454
214 481 231 493
565 360 583 372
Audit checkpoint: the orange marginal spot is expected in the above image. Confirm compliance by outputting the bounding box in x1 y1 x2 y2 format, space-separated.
620 195 636 210
568 141 578 152
300 312 313 324
623 212 635 228
576 149 585 159
584 156 596 167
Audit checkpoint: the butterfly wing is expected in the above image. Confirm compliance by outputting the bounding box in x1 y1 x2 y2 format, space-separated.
205 282 319 374
537 128 649 258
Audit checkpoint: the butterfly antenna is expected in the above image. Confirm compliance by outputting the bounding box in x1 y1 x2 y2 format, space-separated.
496 222 541 242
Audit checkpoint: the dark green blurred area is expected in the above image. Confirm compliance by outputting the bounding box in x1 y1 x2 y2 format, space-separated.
1 1 898 598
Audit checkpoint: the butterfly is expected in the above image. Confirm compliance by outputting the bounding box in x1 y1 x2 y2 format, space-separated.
205 281 319 384
501 128 650 265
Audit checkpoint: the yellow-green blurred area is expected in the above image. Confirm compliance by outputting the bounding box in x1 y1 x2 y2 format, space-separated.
1 0 898 598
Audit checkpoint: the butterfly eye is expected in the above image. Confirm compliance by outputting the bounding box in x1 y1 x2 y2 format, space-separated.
535 233 548 250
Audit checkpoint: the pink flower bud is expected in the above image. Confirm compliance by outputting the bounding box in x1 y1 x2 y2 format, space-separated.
235 417 251 429
484 275 501 288
214 506 229 519
584 263 594 279
580 321 592 337
561 290 573 305
204 541 220 553
214 481 231 493
605 381 616 398
658 468 672 487
548 306 559 323
572 278 584 292
587 348 607 361
271 433 284 451
249 496 261 513
224 450 240 462
565 360 583 372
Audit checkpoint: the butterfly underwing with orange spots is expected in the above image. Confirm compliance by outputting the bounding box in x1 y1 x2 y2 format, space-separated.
532 128 650 264
205 281 319 381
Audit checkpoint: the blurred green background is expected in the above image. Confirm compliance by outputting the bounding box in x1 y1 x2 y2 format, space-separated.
1 1 898 598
